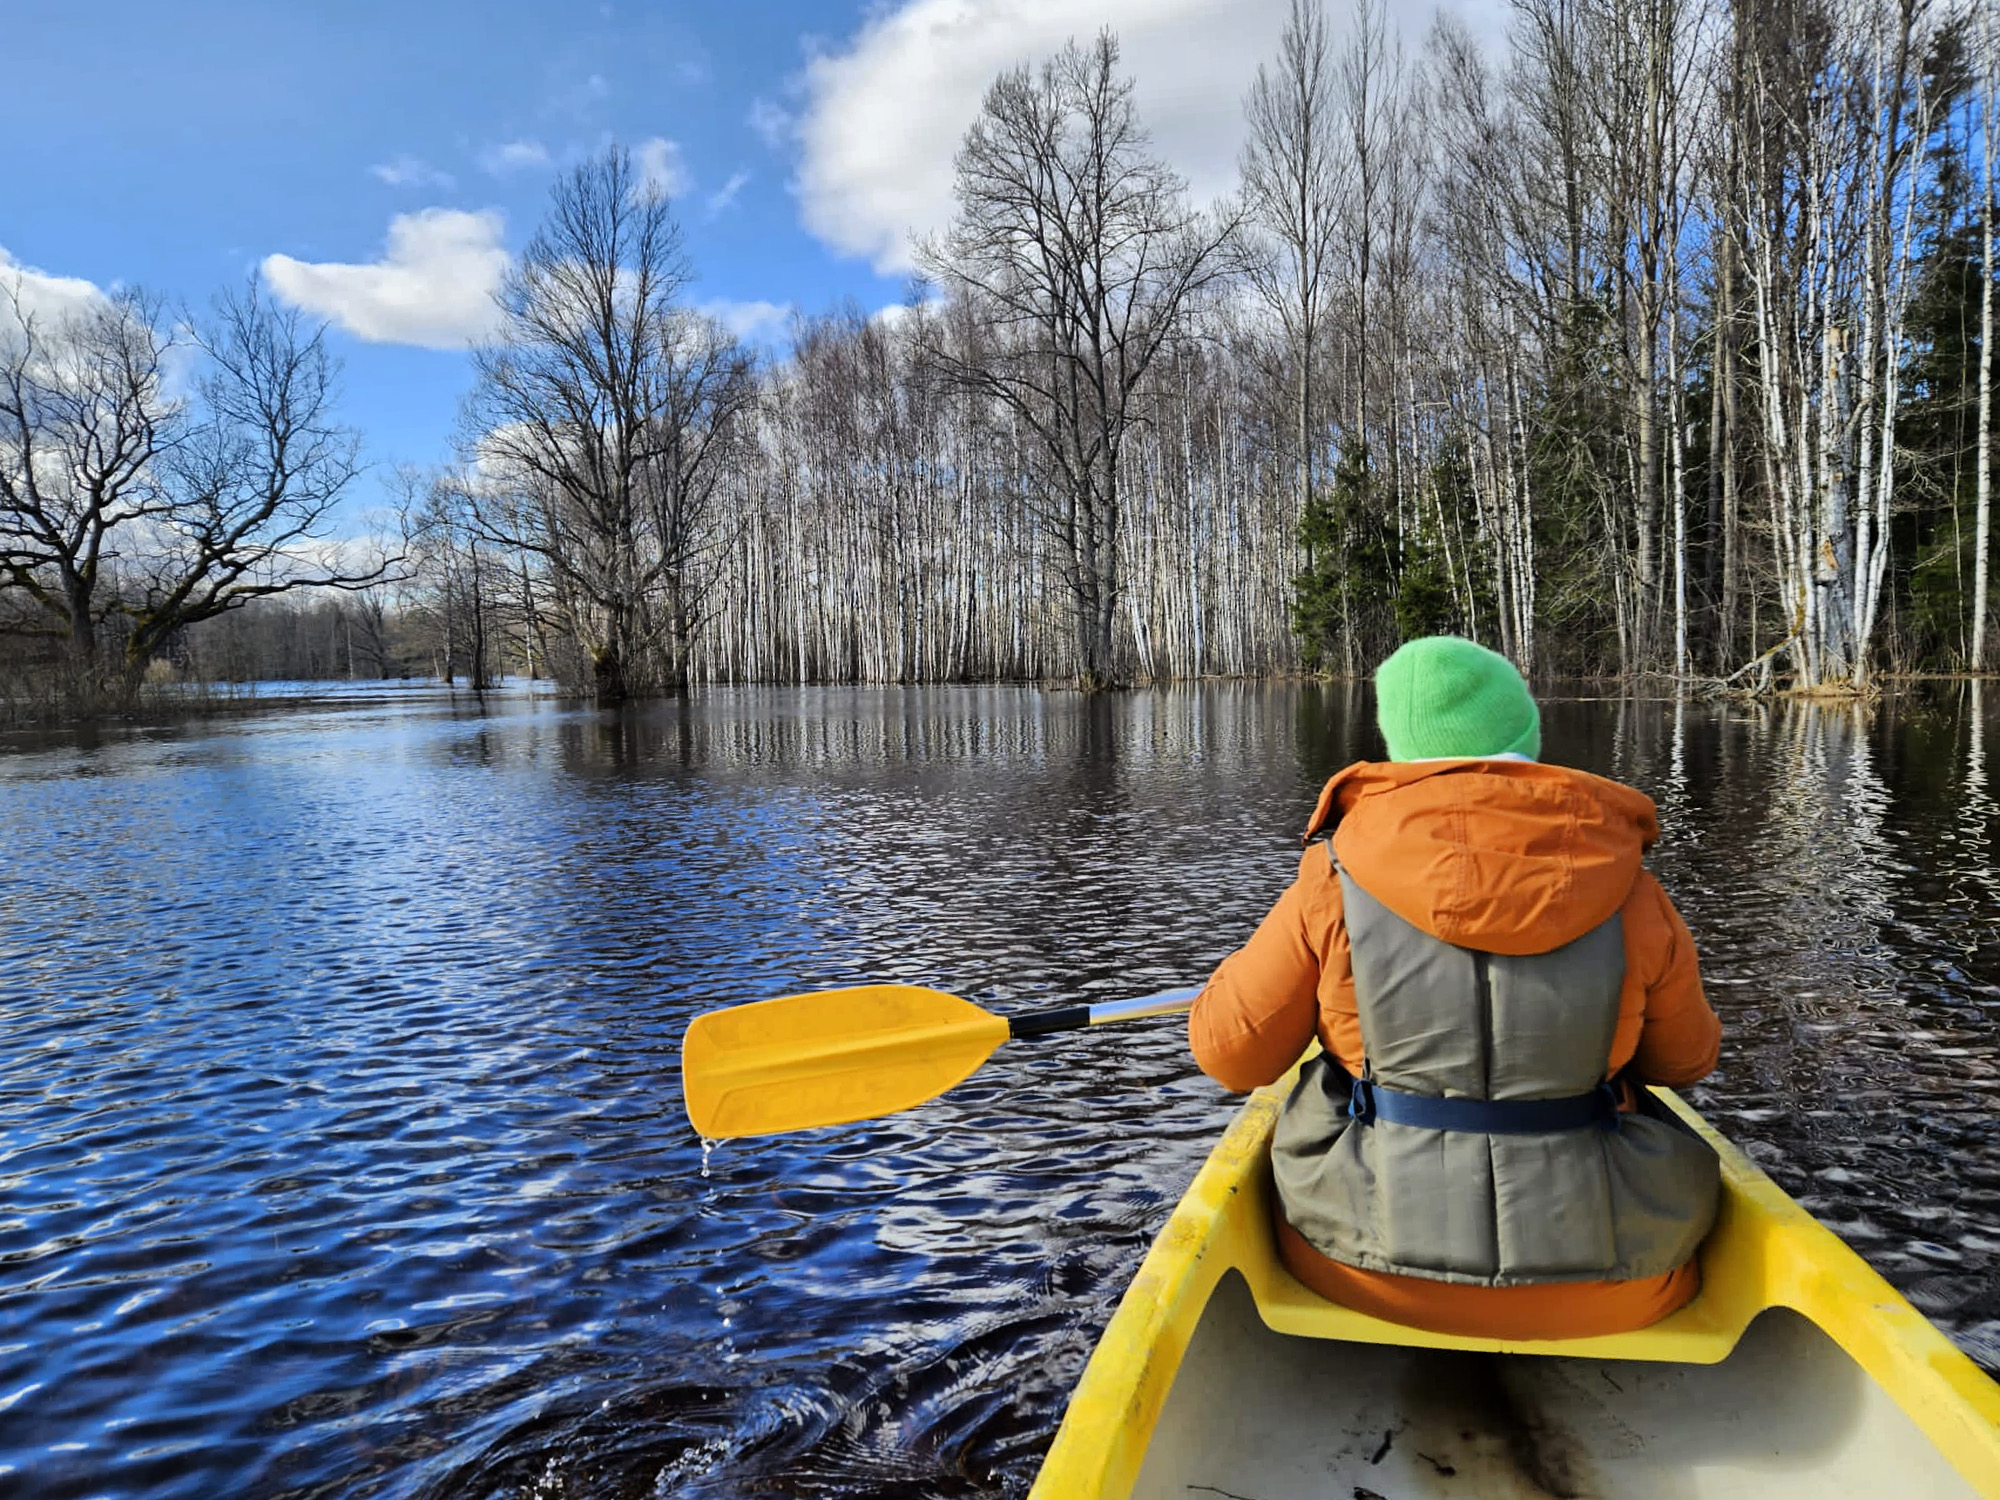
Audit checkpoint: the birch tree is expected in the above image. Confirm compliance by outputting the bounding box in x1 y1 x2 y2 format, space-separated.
917 31 1241 689
1737 0 1943 688
1242 0 1341 533
1976 1 1996 670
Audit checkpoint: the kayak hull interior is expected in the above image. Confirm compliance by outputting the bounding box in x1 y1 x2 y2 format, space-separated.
1133 1270 1979 1498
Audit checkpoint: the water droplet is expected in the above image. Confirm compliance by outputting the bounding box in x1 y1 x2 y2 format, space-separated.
699 1137 717 1178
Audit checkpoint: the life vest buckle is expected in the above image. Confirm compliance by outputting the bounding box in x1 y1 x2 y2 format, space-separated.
1346 1074 1377 1126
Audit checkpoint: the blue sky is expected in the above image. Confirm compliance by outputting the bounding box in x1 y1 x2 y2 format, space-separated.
6 0 899 510
5 0 1505 522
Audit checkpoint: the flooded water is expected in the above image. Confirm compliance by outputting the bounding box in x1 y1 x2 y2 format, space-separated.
3 681 1997 1499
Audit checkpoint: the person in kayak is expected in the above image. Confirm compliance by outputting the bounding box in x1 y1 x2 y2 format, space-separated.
1189 635 1722 1339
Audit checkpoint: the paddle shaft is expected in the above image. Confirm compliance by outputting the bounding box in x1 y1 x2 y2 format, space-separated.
1007 985 1203 1039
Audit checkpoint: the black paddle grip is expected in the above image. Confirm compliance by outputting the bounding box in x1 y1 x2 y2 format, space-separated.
1008 1004 1093 1040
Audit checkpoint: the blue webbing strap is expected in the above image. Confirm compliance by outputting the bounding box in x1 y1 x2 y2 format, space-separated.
1347 1074 1620 1134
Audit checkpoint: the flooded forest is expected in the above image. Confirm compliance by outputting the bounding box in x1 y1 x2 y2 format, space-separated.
6 2 2000 1495
3 0 1998 709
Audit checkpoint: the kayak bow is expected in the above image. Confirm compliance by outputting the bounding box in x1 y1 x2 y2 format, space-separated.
1030 1071 2000 1499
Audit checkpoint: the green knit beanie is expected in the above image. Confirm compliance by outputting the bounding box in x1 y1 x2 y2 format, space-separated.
1374 636 1541 762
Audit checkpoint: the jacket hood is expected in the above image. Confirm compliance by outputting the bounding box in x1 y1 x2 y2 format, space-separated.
1302 760 1659 956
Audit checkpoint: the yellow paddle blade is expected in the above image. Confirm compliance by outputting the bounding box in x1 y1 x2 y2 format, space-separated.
681 984 1012 1139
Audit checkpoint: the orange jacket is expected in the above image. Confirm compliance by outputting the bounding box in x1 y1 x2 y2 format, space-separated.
1190 758 1722 1338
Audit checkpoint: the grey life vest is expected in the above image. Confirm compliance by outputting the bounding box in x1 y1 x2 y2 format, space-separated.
1271 865 1719 1286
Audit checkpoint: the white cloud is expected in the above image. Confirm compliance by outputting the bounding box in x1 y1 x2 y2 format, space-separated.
747 97 794 149
287 533 395 580
261 209 511 350
547 71 611 121
633 137 691 200
479 139 551 174
0 251 199 403
705 170 751 217
871 297 942 331
795 0 1508 273
0 247 111 331
700 298 791 345
370 154 456 189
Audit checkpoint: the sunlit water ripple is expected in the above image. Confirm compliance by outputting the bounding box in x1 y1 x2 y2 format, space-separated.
2 681 1996 1498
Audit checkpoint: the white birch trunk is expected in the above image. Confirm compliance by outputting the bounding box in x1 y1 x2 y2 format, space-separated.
1977 7 1997 671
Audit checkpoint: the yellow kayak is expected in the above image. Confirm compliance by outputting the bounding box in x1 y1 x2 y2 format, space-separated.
1030 1074 2000 1499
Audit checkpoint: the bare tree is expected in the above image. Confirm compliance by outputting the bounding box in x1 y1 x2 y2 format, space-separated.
124 284 376 679
344 582 396 678
642 310 758 688
918 31 1241 689
1736 0 1943 688
464 147 754 700
1976 0 1996 670
1425 14 1540 668
1331 0 1406 454
397 470 494 687
0 277 377 696
0 284 174 686
1243 0 1342 532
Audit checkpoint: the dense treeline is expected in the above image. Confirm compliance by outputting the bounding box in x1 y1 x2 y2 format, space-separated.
4 0 1996 711
441 0 2000 695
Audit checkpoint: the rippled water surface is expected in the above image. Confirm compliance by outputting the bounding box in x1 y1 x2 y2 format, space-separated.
4 681 1998 1498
